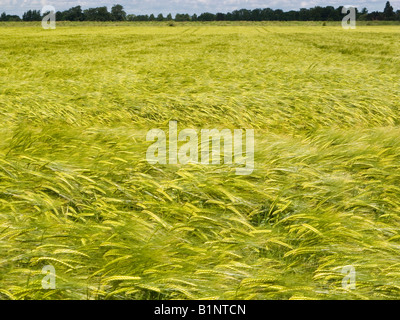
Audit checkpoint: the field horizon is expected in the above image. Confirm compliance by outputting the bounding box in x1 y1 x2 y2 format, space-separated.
2 20 400 27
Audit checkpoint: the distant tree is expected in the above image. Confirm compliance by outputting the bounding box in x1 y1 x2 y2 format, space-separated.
111 4 126 21
84 6 111 21
321 6 336 20
368 10 384 20
83 8 96 21
4 3 400 23
274 9 284 20
2 14 21 21
286 10 299 20
383 1 395 20
56 11 63 21
22 10 31 21
198 12 216 21
251 9 262 21
22 10 41 21
98 6 112 20
61 6 84 21
358 7 368 20
216 12 226 21
298 8 310 21
131 14 148 21
240 9 251 20
32 9 41 21
175 13 190 21
261 8 275 20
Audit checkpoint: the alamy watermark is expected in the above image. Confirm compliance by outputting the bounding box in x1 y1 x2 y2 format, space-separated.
342 6 356 29
146 121 254 175
41 5 56 29
341 265 356 290
41 265 56 289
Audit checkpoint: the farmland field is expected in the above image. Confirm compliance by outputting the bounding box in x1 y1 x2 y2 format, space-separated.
1 23 400 300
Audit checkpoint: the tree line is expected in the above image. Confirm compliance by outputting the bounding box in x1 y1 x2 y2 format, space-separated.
0 2 399 22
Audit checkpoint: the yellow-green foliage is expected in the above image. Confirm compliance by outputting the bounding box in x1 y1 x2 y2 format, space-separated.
1 23 400 300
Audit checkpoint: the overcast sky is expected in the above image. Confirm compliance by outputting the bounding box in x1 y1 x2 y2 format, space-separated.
1 0 399 16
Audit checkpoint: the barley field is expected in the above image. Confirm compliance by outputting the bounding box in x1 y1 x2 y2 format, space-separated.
1 23 400 300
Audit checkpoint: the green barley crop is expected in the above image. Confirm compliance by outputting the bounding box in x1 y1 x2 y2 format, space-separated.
0 23 400 300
